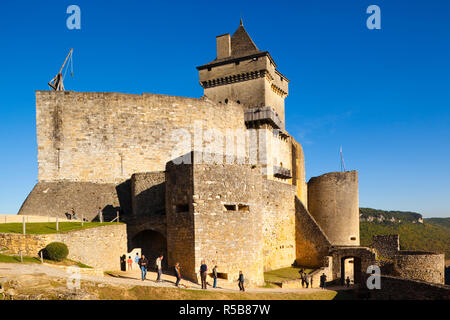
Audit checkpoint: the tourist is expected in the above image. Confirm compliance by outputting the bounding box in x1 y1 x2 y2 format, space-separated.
320 273 327 289
212 265 218 288
127 256 133 271
174 263 181 287
238 271 245 292
156 255 164 282
305 274 309 288
300 271 305 288
71 208 77 220
139 255 148 281
346 276 351 287
134 252 140 267
200 260 208 289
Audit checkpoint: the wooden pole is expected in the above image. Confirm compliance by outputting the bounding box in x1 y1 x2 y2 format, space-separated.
56 217 59 232
22 216 26 235
20 251 23 263
40 251 44 264
117 212 119 223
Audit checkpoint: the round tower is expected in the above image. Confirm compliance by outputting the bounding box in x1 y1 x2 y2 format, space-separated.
307 171 359 246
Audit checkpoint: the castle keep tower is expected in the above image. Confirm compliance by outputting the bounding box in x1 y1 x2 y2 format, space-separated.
197 20 289 130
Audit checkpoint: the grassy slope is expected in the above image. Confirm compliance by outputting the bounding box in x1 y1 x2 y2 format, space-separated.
0 222 120 234
264 267 313 283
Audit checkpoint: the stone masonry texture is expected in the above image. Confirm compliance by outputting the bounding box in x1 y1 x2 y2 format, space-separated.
0 224 127 270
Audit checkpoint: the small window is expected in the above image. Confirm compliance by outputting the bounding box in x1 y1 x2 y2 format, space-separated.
235 61 240 65
238 204 249 211
224 204 236 211
225 98 229 104
350 236 356 241
237 100 240 104
176 204 189 213
207 67 212 71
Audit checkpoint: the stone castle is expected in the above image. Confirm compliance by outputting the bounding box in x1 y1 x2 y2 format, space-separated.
17 21 445 287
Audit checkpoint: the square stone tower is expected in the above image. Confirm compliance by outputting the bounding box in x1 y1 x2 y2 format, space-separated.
197 20 289 130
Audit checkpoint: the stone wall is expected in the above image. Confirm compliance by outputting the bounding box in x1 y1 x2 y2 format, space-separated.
307 171 359 246
36 91 246 184
165 160 196 282
18 181 128 221
131 172 165 217
261 179 296 271
294 197 331 267
0 224 127 270
371 234 400 258
291 139 307 206
190 155 265 285
393 251 445 284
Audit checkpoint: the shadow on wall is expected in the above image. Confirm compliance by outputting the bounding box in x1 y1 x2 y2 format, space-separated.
134 182 166 216
116 179 132 216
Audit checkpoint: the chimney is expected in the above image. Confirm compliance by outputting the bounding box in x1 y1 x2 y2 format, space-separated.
216 33 231 59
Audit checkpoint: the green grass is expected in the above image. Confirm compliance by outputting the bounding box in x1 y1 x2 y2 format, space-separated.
0 253 41 264
264 266 313 283
0 222 121 235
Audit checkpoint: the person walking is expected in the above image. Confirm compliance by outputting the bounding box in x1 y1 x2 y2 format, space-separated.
156 255 164 282
127 256 133 271
238 271 245 292
200 260 208 289
138 255 148 281
305 274 309 288
212 265 218 288
300 272 305 288
174 263 181 287
346 276 351 287
320 273 327 289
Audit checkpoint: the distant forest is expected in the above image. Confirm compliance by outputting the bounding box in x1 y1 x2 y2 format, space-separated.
359 208 450 259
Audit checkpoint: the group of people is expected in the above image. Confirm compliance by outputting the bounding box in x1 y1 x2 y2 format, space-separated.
299 270 328 289
299 269 312 288
129 254 245 291
199 260 245 291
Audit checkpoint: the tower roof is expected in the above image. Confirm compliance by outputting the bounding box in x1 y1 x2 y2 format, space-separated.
230 22 261 57
197 21 274 69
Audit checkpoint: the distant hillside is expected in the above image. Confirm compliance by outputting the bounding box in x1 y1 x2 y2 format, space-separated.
359 208 450 259
360 207 423 224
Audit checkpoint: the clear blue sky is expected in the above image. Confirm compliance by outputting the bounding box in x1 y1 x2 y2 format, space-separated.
0 0 449 217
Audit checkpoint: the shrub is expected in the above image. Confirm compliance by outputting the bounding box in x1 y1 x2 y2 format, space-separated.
44 242 69 261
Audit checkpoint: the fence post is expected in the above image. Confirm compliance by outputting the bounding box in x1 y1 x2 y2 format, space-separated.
56 217 59 232
100 212 103 223
117 212 119 223
20 250 23 263
40 251 44 264
22 216 26 235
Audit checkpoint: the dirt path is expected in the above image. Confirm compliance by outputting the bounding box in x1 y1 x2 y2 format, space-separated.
0 262 335 294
